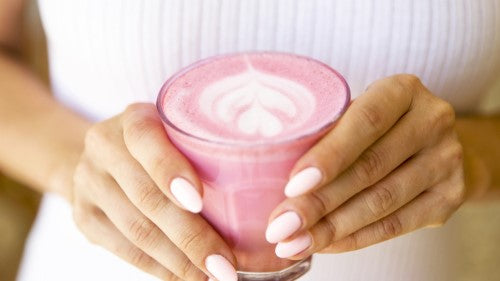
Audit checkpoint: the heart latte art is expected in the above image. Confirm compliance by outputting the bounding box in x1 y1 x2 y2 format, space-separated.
199 60 316 138
161 53 348 144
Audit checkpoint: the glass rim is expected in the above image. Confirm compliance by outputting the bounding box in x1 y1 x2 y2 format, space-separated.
156 51 351 148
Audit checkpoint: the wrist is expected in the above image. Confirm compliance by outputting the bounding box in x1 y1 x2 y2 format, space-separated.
46 118 92 204
462 145 491 200
48 149 82 203
455 115 500 201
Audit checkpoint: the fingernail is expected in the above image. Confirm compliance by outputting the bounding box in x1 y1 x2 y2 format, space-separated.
170 177 203 213
275 233 312 258
266 211 302 243
284 167 322 197
205 255 237 281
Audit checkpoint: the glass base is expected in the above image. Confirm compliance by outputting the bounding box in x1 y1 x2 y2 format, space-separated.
237 257 312 281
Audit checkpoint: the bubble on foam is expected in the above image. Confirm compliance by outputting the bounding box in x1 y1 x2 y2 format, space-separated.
198 56 316 138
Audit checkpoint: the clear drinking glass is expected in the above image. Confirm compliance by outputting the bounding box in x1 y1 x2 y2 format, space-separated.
157 52 350 280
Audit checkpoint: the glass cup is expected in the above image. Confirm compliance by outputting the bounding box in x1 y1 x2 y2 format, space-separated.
157 52 350 280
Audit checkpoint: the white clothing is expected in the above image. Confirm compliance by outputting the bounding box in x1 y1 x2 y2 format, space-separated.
18 0 500 280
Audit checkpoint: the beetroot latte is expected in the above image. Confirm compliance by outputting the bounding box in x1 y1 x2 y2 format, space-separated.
157 52 350 280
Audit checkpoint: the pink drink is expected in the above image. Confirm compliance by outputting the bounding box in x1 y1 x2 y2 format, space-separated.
157 52 349 277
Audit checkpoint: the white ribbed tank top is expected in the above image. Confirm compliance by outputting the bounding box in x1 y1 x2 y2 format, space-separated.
18 1 500 281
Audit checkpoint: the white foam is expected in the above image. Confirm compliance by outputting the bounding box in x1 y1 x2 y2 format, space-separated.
198 59 316 138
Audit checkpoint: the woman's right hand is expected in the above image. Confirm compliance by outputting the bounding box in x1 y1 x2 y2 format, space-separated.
71 103 237 281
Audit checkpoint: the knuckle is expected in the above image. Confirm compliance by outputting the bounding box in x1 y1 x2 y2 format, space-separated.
73 206 99 244
128 218 157 246
438 153 466 209
448 183 466 209
83 123 122 164
84 124 110 149
151 156 180 180
322 216 338 243
177 258 200 281
127 247 152 268
164 274 181 281
393 74 422 87
432 208 454 228
428 218 446 228
72 161 90 186
122 104 158 144
72 205 90 230
315 140 347 175
352 148 384 185
448 142 464 168
306 191 330 217
72 165 109 204
432 101 456 132
390 74 423 99
177 227 205 255
123 116 154 144
364 185 395 217
144 194 165 216
123 103 154 116
348 232 361 251
379 214 403 238
358 104 383 134
124 103 146 115
136 182 164 214
437 142 464 180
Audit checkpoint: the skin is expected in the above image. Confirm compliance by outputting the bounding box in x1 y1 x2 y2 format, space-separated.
1 1 235 281
70 103 237 280
267 75 474 258
1 0 499 280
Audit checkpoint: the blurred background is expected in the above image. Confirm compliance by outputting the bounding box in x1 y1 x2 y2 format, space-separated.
0 1 499 281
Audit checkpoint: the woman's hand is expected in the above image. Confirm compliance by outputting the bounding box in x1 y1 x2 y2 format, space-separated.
72 103 237 281
265 74 466 259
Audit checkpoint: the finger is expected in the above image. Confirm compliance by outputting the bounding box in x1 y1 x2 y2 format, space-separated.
273 136 462 255
267 103 432 243
121 103 203 213
73 204 179 280
91 173 208 281
269 154 432 260
326 93 447 198
284 75 419 197
318 186 459 254
304 151 449 254
276 189 449 260
425 136 465 213
268 134 462 256
104 155 238 281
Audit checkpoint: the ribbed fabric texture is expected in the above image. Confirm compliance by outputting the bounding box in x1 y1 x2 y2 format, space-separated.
18 1 500 281
38 0 500 120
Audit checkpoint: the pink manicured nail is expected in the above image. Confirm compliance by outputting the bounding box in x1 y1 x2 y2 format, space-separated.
284 167 322 197
275 233 312 258
266 211 302 243
205 255 237 281
170 177 203 213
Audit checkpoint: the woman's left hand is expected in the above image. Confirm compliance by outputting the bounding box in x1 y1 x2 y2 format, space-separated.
265 74 466 259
